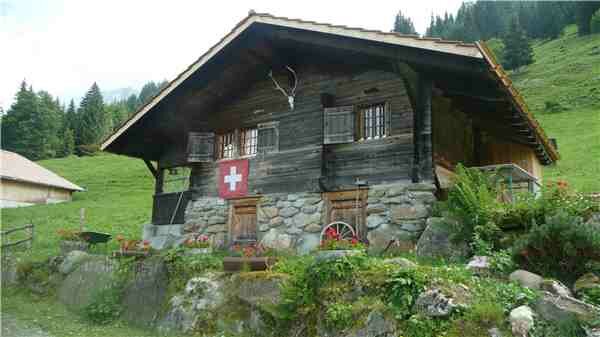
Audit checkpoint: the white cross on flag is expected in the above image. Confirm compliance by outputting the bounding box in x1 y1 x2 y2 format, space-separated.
218 159 248 199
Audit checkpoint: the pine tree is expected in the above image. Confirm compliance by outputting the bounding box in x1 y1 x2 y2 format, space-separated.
503 17 533 71
137 81 159 108
1 81 38 158
79 82 108 145
62 128 75 156
35 91 62 159
393 10 417 35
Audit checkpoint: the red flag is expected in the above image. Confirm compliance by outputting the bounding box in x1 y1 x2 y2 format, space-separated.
218 159 249 199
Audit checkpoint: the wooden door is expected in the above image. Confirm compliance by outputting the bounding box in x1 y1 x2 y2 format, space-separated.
229 198 259 244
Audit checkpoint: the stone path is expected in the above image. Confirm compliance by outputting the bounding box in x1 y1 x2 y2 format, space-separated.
1 313 54 337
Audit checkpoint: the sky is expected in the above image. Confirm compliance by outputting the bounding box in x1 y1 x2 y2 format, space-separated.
0 0 463 110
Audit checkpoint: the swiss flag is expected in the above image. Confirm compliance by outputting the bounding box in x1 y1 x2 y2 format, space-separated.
218 159 249 199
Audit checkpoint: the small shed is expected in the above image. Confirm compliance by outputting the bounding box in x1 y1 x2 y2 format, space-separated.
0 150 84 208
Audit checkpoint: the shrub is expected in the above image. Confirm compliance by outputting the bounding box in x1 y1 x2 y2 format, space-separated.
384 268 427 319
324 302 354 330
76 144 100 156
513 212 600 283
448 300 507 337
83 287 123 324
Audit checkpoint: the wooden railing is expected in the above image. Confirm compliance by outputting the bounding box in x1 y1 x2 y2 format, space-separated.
1 224 34 249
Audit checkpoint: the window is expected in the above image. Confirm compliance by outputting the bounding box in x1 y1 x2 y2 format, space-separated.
216 131 236 160
240 128 258 156
359 103 389 140
257 121 279 154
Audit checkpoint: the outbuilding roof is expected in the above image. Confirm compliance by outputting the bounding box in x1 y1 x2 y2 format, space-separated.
0 150 84 192
100 11 558 164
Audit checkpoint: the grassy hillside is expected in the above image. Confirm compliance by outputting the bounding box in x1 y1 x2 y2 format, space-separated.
1 154 153 259
512 25 600 192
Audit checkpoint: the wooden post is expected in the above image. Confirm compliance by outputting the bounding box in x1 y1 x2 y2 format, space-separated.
155 168 164 195
414 74 433 182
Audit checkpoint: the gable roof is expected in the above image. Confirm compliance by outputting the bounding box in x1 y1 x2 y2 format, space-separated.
0 150 84 192
100 12 558 164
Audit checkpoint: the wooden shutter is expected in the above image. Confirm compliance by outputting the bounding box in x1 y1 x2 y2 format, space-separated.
257 121 279 154
324 106 354 144
187 132 214 163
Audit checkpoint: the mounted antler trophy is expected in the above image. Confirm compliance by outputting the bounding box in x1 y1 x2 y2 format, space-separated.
268 66 298 110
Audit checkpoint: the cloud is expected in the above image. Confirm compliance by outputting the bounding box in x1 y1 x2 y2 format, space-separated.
0 0 462 110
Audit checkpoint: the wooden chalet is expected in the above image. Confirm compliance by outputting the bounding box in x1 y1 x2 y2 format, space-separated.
101 12 558 251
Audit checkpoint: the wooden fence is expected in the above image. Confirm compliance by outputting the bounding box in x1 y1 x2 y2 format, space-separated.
1 224 34 249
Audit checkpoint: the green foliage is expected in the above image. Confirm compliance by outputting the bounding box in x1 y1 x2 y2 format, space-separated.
532 317 587 337
79 83 108 145
503 16 534 70
400 314 450 337
513 211 600 283
473 278 538 315
592 9 600 34
82 286 123 325
161 247 223 292
579 286 600 307
324 302 354 330
488 249 517 275
393 10 417 35
485 38 505 65
385 268 427 319
448 301 507 337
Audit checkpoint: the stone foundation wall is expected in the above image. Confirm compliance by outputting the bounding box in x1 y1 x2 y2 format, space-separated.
179 182 436 253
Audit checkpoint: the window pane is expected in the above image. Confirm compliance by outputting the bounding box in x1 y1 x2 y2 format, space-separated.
217 131 236 159
361 103 387 140
240 128 257 156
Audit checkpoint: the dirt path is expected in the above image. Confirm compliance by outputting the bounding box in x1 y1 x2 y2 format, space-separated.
1 313 54 337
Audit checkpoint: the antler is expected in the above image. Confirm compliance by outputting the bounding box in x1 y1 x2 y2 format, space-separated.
285 66 298 96
268 70 289 98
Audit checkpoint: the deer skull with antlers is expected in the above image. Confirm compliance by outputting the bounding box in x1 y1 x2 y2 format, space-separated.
268 66 298 110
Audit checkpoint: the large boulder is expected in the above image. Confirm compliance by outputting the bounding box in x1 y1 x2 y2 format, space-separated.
344 309 397 337
416 217 468 261
509 305 534 337
233 272 287 309
509 270 543 290
540 279 572 298
121 258 170 328
534 291 600 327
158 273 226 333
260 228 293 250
367 223 415 254
58 250 90 275
58 257 118 312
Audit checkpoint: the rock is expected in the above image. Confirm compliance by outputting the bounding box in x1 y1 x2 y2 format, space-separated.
304 223 322 233
303 197 321 205
149 234 178 250
154 224 184 236
585 327 600 337
399 220 426 232
279 207 299 218
121 258 170 328
58 257 118 312
301 205 317 214
391 204 429 221
509 305 534 337
58 250 90 275
386 196 410 204
383 257 417 268
1 256 18 286
293 212 320 227
159 273 225 333
234 273 286 308
346 309 397 337
541 279 572 298
207 215 226 225
415 288 456 317
367 223 414 254
466 256 490 276
366 214 385 229
409 191 437 204
509 270 543 290
488 327 503 337
534 291 600 326
269 216 284 227
258 206 278 219
574 273 600 295
287 194 300 201
260 228 293 250
407 182 436 192
416 217 468 261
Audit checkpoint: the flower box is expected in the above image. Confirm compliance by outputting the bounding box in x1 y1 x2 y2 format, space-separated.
222 256 278 272
60 240 89 255
315 249 363 262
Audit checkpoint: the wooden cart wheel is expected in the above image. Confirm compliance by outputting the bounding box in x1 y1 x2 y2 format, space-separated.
320 221 356 244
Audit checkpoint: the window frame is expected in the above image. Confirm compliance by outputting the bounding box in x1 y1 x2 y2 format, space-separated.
356 102 390 141
215 126 262 161
239 127 258 158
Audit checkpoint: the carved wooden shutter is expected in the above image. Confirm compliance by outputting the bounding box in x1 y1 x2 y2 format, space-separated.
187 132 214 163
257 121 279 154
324 106 354 144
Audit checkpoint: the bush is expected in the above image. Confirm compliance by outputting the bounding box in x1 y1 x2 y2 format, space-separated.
448 301 507 337
513 212 600 284
76 144 100 156
83 287 123 324
385 268 427 319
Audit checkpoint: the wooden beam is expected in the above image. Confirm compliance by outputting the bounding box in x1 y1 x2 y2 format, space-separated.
414 74 434 182
143 159 158 179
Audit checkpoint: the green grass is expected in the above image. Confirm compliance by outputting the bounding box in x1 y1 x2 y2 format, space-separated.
1 153 154 259
1 287 186 337
511 25 600 192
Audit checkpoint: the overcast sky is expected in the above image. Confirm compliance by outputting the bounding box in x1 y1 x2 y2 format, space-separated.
0 0 463 110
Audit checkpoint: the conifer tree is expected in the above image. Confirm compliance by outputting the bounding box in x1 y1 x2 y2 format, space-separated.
503 17 533 71
79 82 108 145
393 10 417 35
1 81 38 158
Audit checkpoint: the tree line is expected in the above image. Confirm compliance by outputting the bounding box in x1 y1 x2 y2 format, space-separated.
393 1 600 70
1 80 167 160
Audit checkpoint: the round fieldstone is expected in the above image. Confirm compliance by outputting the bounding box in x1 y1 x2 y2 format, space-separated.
279 207 299 218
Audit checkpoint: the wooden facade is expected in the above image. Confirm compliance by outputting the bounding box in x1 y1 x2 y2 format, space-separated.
101 13 558 226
